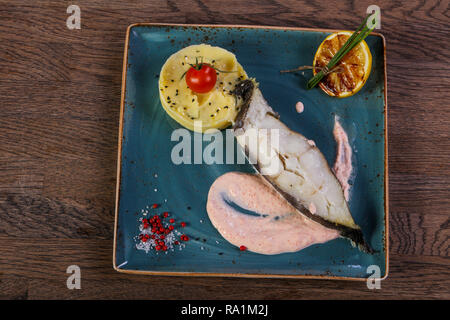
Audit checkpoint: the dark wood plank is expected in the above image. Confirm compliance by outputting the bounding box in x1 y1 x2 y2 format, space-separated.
0 276 29 300
0 0 448 299
0 238 448 299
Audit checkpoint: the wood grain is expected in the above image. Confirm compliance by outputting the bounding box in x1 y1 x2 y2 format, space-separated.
0 0 449 299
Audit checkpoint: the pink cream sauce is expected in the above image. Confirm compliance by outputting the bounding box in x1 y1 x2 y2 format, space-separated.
332 117 353 201
207 172 339 255
295 101 304 113
206 117 353 255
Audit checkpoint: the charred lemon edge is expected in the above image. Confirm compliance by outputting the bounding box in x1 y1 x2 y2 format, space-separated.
313 31 372 98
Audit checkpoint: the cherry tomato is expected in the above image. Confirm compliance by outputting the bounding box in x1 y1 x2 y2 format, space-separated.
185 63 217 93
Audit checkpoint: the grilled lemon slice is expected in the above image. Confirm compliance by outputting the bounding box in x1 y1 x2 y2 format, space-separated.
313 31 372 98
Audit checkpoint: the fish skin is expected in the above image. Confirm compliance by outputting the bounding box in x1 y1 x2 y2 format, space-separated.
232 80 373 253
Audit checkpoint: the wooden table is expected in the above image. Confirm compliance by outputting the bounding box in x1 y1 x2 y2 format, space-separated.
0 0 448 300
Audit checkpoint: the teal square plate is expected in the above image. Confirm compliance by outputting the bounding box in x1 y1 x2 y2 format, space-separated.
113 24 388 280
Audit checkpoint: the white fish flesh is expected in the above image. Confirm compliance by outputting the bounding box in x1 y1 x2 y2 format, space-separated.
232 80 372 252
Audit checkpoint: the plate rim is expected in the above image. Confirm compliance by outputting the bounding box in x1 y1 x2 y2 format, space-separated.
113 22 389 281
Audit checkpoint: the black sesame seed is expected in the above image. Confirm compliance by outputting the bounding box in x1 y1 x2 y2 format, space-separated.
224 106 229 109
192 98 195 102
208 102 212 105
164 86 168 88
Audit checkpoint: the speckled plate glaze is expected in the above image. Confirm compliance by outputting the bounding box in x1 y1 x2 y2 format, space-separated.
113 23 388 280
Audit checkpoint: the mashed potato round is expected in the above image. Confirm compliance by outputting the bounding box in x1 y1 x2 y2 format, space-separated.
159 44 248 132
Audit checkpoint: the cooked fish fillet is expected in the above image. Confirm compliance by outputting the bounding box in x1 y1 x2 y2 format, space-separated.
232 80 372 253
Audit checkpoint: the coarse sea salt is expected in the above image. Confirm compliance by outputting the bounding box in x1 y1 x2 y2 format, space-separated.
135 206 187 254
136 225 186 254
